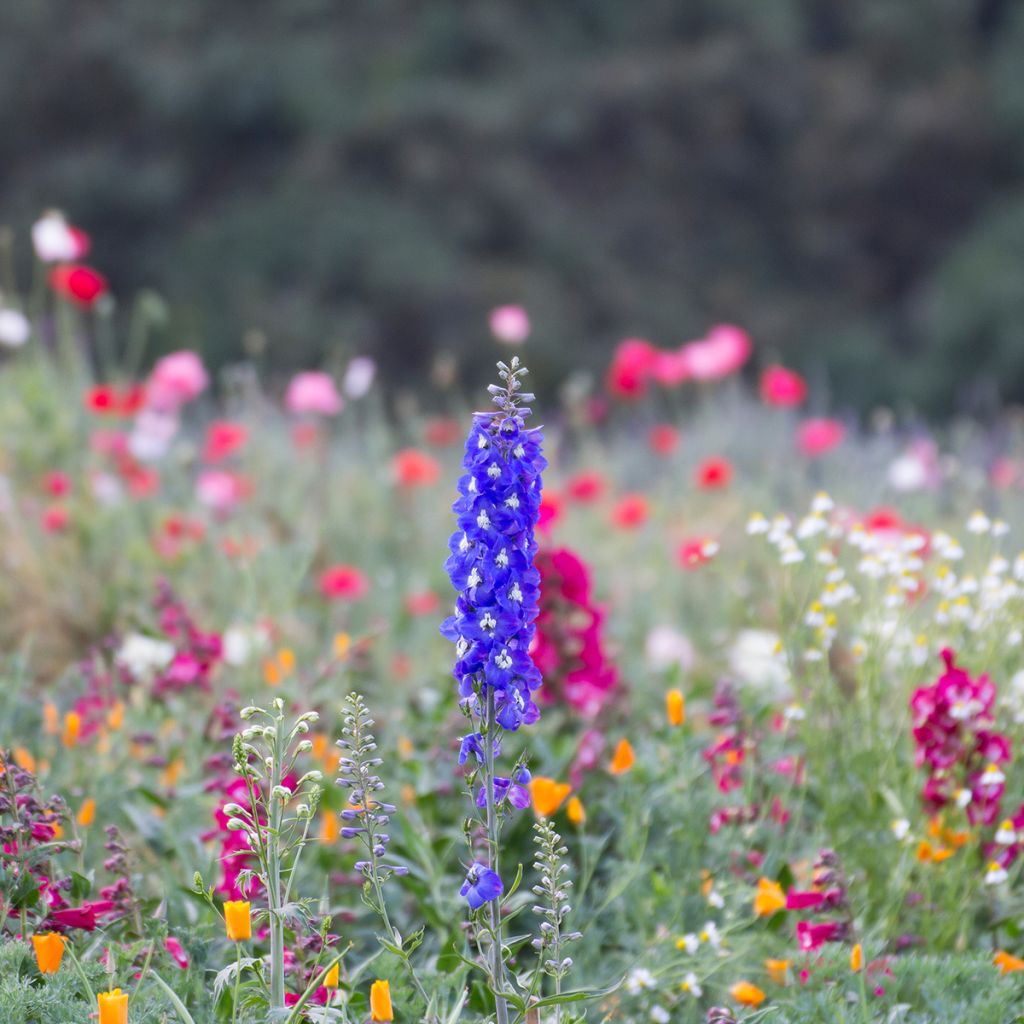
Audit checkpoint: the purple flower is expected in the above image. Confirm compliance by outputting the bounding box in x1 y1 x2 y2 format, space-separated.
460 861 504 909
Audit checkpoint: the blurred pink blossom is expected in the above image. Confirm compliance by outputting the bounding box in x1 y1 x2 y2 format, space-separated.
489 304 531 344
146 350 209 411
285 371 343 416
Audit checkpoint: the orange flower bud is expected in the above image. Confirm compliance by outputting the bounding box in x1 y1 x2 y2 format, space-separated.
567 796 586 826
666 689 685 727
97 988 128 1024
753 877 786 917
77 798 96 827
324 961 340 989
608 738 635 775
850 943 863 972
370 979 393 1021
62 711 81 749
32 932 65 974
764 958 789 985
224 900 252 942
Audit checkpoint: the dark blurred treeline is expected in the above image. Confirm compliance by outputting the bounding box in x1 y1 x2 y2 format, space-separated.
2 0 1023 414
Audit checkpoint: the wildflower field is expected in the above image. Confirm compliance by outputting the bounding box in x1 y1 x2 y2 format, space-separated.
5 216 1024 1024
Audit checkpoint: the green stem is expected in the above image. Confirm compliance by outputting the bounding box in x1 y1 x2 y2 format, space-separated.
232 943 241 1024
484 688 509 1024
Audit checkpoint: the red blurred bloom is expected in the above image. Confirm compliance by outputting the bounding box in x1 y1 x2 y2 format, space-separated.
44 471 71 497
291 422 321 450
606 338 659 399
677 537 717 569
610 493 649 529
203 420 248 463
393 448 440 488
41 505 69 533
538 491 564 532
405 591 440 616
648 423 680 456
319 565 369 601
760 365 807 407
680 324 752 380
424 416 462 447
49 264 107 306
798 418 845 457
566 471 607 503
695 456 733 490
84 383 146 417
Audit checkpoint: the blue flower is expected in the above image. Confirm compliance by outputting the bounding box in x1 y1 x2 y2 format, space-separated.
460 861 504 909
441 395 546 734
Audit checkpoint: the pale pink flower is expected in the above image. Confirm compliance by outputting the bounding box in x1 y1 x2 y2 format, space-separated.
196 469 247 513
32 210 91 263
146 351 209 411
343 357 377 399
680 324 752 380
285 371 343 416
489 304 531 344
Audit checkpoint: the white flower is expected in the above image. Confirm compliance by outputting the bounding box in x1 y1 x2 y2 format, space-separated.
32 210 88 262
676 933 699 955
699 921 721 950
129 409 180 462
891 818 910 841
728 629 789 695
985 861 1008 885
995 820 1018 846
967 510 992 535
0 307 30 347
811 491 834 514
645 627 695 673
980 764 1006 786
116 633 175 681
706 889 724 909
342 356 376 398
746 512 769 535
681 972 703 998
955 788 973 808
223 624 270 667
651 1006 670 1023
887 453 928 492
625 967 657 995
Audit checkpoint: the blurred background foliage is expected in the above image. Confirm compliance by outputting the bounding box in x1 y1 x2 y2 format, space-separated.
1 0 1023 414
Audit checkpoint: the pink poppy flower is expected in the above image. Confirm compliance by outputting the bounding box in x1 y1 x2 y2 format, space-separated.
680 324 752 380
147 351 209 411
489 304 531 344
33 211 91 262
606 338 659 399
760 365 807 406
285 371 343 416
319 565 369 601
49 265 107 306
798 418 845 457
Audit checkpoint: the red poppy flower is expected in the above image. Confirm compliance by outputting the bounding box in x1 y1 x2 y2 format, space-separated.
538 491 564 532
760 365 807 407
393 448 441 488
203 421 249 463
566 471 607 503
648 424 680 456
44 471 71 497
49 264 108 306
41 505 69 533
798 418 845 457
606 338 659 399
319 565 369 601
695 456 733 490
677 537 717 568
611 493 649 529
424 416 461 447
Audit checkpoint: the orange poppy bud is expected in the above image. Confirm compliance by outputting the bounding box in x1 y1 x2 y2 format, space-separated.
609 738 635 775
730 980 766 1007
320 812 339 844
753 877 786 917
324 960 340 989
567 796 586 826
107 702 125 731
764 958 789 985
370 979 393 1021
77 798 96 827
43 702 59 735
97 988 128 1024
224 900 252 942
32 932 65 974
850 943 863 972
528 777 571 817
62 711 81 749
666 689 685 727
13 747 36 773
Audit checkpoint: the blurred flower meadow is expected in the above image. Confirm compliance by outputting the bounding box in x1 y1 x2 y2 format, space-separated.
4 213 1024 1023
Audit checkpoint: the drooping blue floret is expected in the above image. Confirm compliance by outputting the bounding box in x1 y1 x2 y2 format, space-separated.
441 378 546 737
460 860 504 909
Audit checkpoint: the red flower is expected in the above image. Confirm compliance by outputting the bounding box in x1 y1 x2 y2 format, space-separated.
695 456 733 490
49 264 108 306
84 383 146 416
44 471 71 497
648 424 680 456
538 491 564 533
393 448 441 488
405 591 440 616
760 365 807 407
798 418 845 457
566 471 607 503
606 338 659 399
677 537 717 568
319 565 369 601
41 505 69 533
424 416 461 447
48 900 116 931
611 493 649 529
203 421 248 462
